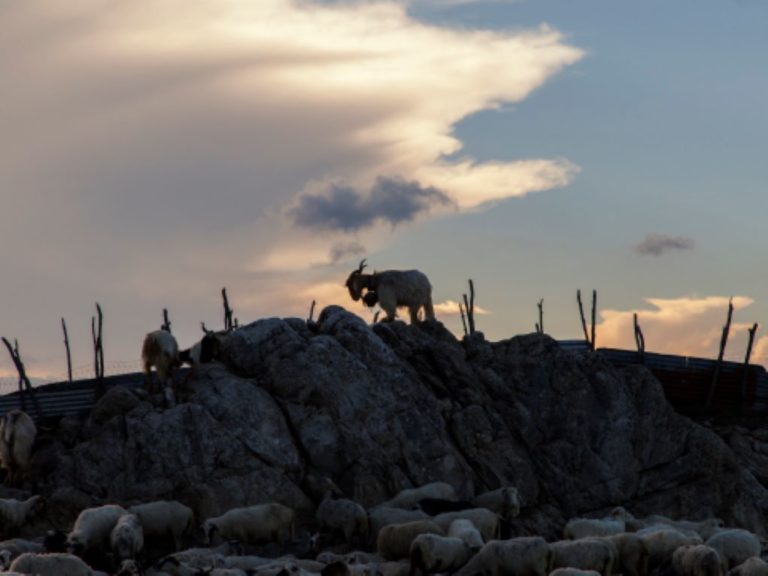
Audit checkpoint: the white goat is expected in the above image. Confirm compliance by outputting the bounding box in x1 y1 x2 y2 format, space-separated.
0 409 37 487
142 329 181 391
345 259 435 324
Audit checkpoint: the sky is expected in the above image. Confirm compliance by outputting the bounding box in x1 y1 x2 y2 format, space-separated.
1 0 767 384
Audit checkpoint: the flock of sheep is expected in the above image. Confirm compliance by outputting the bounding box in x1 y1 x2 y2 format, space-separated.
0 479 764 576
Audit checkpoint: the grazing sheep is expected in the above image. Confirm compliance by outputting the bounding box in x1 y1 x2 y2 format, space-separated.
129 500 195 552
601 533 648 576
455 536 551 576
637 526 703 572
0 495 45 536
729 557 768 576
345 260 435 324
67 503 128 559
0 409 37 487
111 513 144 562
376 520 444 561
564 518 626 540
316 492 369 544
705 529 761 572
672 544 723 576
674 519 725 541
409 533 470 576
550 538 616 576
433 508 500 542
9 551 94 576
203 503 294 547
368 506 430 539
472 486 520 519
142 329 181 391
447 519 484 552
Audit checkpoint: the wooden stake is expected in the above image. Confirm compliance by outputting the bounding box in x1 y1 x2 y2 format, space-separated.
633 313 645 363
459 302 468 336
92 303 104 386
161 308 172 333
740 322 759 409
1 337 42 419
62 318 73 384
222 287 234 331
462 279 476 335
537 299 544 335
577 290 590 346
590 289 597 350
308 300 317 323
706 298 734 408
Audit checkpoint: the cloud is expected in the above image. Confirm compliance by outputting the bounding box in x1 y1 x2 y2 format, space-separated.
329 241 367 264
434 299 491 315
635 234 695 256
597 295 759 363
289 176 453 232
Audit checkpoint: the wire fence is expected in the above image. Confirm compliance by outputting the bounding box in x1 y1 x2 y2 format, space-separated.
0 360 143 395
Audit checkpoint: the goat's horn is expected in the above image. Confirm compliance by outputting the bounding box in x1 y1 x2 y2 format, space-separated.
358 259 367 273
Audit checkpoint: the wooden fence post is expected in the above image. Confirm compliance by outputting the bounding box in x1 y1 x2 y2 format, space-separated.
462 279 476 335
1 338 42 419
706 298 734 409
161 308 172 333
740 322 759 410
62 318 73 384
633 313 645 363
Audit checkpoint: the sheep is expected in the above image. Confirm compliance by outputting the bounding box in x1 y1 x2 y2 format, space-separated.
142 329 181 391
637 526 703 572
549 538 616 576
203 503 295 547
549 570 602 576
0 495 45 536
454 536 551 576
111 513 144 562
316 492 369 544
0 409 37 487
376 520 444 561
9 551 95 575
472 486 520 519
67 503 128 559
729 557 768 576
384 482 457 510
417 499 475 516
600 533 648 576
432 508 500 542
345 260 435 324
129 500 195 552
0 537 45 564
672 544 723 576
564 518 626 540
447 519 484 552
705 529 761 572
368 506 430 539
409 533 470 576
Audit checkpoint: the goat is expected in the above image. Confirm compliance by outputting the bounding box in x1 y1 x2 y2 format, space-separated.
141 329 180 392
0 410 37 487
345 259 435 324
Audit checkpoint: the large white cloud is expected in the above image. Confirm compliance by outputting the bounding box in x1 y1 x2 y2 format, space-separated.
0 0 582 376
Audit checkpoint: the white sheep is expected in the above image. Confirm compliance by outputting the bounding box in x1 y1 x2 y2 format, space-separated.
637 526 703 572
564 518 626 540
9 551 94 575
110 513 144 562
345 260 435 324
409 533 470 576
376 519 444 561
600 533 648 576
142 329 181 391
368 506 430 539
203 503 295 546
384 482 457 510
447 519 484 552
0 495 45 536
0 409 37 487
729 556 768 576
433 508 500 542
472 486 521 519
67 503 128 558
549 538 616 576
455 536 551 576
129 500 195 552
705 529 762 572
672 544 723 576
0 537 45 565
316 492 369 544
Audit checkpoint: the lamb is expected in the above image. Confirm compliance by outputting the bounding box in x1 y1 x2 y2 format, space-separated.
637 526 703 572
454 536 551 576
376 519 444 561
409 533 470 576
672 544 723 576
142 329 181 391
368 506 430 539
9 551 95 575
0 495 45 536
549 538 616 576
433 508 500 542
564 518 626 540
729 557 768 576
0 409 37 487
472 486 521 519
129 500 195 552
705 529 761 572
203 503 295 547
67 503 128 558
111 513 144 562
315 492 369 544
447 519 484 552
345 260 435 324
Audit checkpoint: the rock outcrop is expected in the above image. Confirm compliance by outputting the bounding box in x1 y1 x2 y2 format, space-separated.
21 307 768 537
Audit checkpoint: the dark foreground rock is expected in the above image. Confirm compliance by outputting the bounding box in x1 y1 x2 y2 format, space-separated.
15 306 768 538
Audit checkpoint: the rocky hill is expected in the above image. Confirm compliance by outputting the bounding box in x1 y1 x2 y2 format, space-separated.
16 306 768 539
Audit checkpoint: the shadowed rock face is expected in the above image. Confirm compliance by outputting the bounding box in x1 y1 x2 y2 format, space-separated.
28 307 768 537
